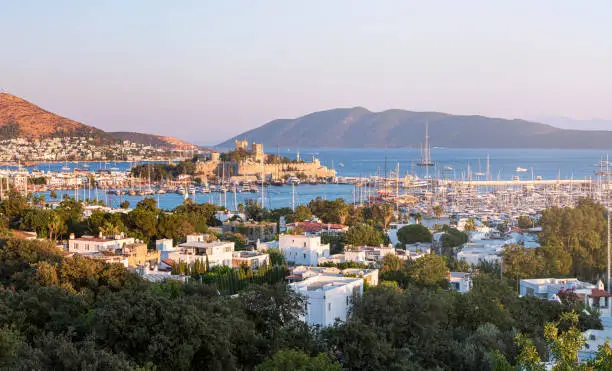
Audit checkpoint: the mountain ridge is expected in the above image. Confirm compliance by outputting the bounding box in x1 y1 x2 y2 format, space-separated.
218 107 612 149
0 93 197 149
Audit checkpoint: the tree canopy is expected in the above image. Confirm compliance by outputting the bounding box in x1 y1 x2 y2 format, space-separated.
397 224 433 245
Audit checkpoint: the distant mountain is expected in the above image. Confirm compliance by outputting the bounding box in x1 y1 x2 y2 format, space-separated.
0 93 196 149
218 107 612 149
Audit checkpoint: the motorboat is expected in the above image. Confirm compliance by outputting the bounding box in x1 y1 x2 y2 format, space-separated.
286 176 301 185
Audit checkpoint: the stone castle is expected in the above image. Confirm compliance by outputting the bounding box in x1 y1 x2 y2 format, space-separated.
196 140 335 180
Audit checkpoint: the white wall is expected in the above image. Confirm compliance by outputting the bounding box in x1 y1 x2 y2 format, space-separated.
279 235 330 266
291 276 363 327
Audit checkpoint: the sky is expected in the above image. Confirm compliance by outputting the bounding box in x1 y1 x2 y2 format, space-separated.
1 1 611 144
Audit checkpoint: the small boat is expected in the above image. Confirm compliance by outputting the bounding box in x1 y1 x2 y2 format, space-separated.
286 176 301 185
444 166 454 172
516 167 528 173
272 179 284 186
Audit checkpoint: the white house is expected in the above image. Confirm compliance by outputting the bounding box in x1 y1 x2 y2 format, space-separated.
578 328 612 362
457 241 506 265
519 278 596 300
155 238 176 260
68 233 135 254
279 235 330 266
215 210 246 223
290 275 364 327
171 240 235 267
449 272 473 293
232 250 270 270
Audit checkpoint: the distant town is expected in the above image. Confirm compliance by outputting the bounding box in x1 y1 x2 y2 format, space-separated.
0 136 188 163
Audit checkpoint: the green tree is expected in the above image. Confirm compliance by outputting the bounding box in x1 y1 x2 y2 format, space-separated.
544 311 585 371
464 218 477 232
397 224 432 245
514 333 546 371
267 248 286 266
441 228 468 256
587 339 612 370
120 200 130 209
517 215 534 229
407 254 449 287
256 349 341 371
345 224 384 247
293 205 312 222
433 205 443 219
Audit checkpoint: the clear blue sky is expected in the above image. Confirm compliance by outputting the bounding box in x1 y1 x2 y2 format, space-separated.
1 1 611 144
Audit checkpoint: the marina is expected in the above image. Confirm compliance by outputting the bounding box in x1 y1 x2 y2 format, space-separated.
0 148 610 222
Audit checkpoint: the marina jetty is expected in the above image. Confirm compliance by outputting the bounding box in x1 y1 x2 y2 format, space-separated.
195 140 335 181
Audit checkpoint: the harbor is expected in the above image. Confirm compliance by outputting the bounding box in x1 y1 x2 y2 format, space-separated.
0 148 609 225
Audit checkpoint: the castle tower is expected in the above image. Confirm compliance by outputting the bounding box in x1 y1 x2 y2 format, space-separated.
252 142 264 162
235 139 248 151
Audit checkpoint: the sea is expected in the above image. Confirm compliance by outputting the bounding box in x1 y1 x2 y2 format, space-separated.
13 148 612 210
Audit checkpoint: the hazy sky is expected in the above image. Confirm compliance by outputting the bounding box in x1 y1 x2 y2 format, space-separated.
1 1 611 144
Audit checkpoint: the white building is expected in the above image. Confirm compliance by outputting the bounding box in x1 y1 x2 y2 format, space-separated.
155 238 176 260
457 241 506 265
578 328 612 362
279 235 330 266
449 272 473 293
290 275 364 327
519 278 596 300
68 233 135 254
232 250 270 270
318 250 368 265
171 240 235 267
215 210 246 223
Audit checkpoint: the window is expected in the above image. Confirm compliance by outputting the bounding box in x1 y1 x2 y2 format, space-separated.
303 242 306 247
328 303 331 312
303 253 306 259
346 296 349 305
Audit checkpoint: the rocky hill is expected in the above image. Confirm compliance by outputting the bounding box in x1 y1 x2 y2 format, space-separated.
0 93 197 149
218 107 612 149
0 93 110 141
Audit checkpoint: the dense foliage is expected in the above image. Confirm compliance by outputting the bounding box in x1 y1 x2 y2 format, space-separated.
397 223 433 245
130 160 198 181
503 198 608 282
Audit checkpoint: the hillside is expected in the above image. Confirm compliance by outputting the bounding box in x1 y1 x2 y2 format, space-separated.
218 107 612 149
109 132 198 150
0 93 197 149
0 93 111 141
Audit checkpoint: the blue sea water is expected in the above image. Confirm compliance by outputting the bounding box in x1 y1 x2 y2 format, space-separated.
15 148 611 210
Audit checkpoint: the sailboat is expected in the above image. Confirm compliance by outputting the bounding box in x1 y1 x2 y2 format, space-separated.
416 122 434 167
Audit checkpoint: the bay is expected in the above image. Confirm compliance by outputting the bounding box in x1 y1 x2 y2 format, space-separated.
18 148 611 210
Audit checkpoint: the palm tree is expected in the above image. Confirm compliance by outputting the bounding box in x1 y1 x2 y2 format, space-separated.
414 213 423 224
99 222 120 237
432 205 443 219
464 218 477 232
